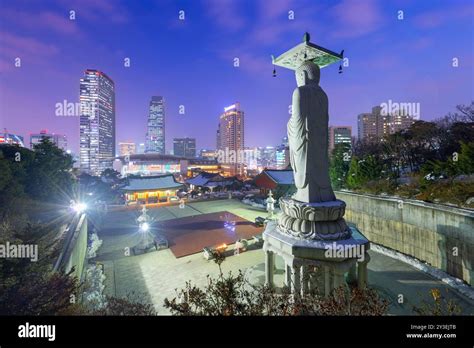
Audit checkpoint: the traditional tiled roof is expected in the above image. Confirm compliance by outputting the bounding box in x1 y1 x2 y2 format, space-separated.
186 172 241 187
122 174 184 191
263 169 295 185
186 172 222 186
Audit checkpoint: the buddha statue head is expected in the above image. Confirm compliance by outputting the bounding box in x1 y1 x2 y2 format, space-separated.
296 60 320 87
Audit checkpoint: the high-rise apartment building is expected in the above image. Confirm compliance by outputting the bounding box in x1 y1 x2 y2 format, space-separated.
146 96 165 154
30 130 67 150
173 137 196 158
358 106 415 142
79 69 115 175
216 103 245 175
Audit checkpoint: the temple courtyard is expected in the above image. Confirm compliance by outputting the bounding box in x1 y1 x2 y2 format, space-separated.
94 199 474 315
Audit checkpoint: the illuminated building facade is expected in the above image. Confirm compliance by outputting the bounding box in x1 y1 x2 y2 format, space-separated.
146 96 165 154
258 146 277 169
217 103 245 175
0 132 24 147
200 149 217 160
358 106 415 142
114 153 219 178
79 69 116 175
122 174 184 204
217 103 244 154
119 142 136 156
328 126 352 154
275 145 290 169
173 137 196 158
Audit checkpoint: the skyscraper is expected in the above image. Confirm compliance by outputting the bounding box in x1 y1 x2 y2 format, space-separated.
173 137 196 158
328 126 352 154
218 103 244 158
30 130 67 150
146 96 165 154
79 69 115 175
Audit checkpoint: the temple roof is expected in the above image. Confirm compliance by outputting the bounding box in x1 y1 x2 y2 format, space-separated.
122 174 184 191
263 169 295 185
186 172 223 186
186 172 240 187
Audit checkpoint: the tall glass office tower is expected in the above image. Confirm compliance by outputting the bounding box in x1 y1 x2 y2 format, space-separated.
146 96 165 154
79 69 115 175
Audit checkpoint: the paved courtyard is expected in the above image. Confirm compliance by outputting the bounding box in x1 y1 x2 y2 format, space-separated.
95 199 474 315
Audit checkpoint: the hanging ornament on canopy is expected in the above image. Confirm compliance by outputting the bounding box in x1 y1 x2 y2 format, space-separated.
271 55 277 77
339 49 345 74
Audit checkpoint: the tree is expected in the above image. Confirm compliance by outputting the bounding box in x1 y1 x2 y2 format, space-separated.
457 142 474 174
329 143 351 189
164 255 389 316
435 101 474 127
346 157 362 190
26 138 75 203
100 168 122 186
0 150 26 217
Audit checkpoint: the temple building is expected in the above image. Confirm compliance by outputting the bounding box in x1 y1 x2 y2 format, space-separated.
254 169 295 198
113 153 220 178
121 174 184 204
186 171 241 191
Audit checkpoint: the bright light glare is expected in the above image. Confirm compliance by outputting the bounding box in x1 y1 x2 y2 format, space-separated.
72 202 87 213
140 222 150 232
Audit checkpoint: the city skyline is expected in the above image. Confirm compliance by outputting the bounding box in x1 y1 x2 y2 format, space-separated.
0 0 473 156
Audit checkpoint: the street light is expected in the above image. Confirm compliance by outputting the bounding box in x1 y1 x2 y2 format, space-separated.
71 202 87 213
140 222 150 232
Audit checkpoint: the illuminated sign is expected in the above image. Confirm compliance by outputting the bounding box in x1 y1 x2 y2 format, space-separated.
224 104 237 112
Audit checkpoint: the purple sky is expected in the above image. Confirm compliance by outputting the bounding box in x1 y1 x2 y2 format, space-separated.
0 0 473 155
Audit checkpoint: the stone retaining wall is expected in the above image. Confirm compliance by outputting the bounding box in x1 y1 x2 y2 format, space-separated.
335 191 474 285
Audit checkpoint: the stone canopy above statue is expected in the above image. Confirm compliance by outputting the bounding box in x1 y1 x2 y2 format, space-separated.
272 32 343 70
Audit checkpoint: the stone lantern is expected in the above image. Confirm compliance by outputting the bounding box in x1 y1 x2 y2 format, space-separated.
266 190 276 219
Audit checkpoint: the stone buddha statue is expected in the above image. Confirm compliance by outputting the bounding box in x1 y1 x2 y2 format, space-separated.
271 33 351 240
289 61 336 203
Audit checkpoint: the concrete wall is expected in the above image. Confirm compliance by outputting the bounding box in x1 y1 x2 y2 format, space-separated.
54 213 88 281
335 191 474 285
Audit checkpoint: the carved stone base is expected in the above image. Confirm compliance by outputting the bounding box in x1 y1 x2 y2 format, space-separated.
279 197 346 221
277 197 351 240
